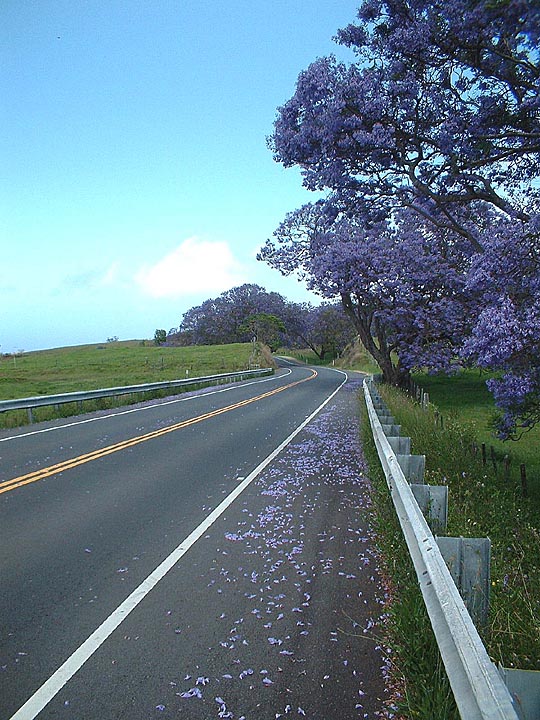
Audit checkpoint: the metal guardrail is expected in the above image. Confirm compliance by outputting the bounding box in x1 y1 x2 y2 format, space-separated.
0 368 273 422
363 378 519 720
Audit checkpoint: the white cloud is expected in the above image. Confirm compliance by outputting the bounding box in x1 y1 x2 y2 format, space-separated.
135 237 246 298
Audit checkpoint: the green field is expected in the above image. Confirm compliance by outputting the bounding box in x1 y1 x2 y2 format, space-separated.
413 369 540 504
0 341 270 427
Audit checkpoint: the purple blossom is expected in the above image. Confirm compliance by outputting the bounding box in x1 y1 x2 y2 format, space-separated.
261 0 540 429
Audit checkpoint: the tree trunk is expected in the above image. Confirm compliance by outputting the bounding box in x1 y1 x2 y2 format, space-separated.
340 293 410 387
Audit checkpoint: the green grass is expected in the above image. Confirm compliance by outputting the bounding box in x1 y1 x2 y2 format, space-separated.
360 401 459 719
0 341 269 427
377 383 540 674
279 343 380 374
413 369 540 505
275 348 330 365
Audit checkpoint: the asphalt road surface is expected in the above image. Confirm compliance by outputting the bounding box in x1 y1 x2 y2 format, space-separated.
0 363 394 719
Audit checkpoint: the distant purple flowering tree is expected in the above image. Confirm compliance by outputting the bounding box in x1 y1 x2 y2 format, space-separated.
300 303 358 361
168 284 354 359
170 284 291 346
238 313 286 351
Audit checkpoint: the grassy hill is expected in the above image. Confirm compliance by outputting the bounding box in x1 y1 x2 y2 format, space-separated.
0 341 271 427
0 341 268 399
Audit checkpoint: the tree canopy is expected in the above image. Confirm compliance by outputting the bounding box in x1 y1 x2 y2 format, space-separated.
167 284 355 361
262 0 540 437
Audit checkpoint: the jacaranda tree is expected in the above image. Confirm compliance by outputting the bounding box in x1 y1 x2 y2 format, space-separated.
263 0 540 435
238 313 286 352
260 201 475 384
170 284 291 346
271 0 539 233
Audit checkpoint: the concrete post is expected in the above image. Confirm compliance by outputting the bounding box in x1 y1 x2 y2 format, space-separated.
436 536 491 629
387 436 411 455
396 454 426 484
411 484 448 533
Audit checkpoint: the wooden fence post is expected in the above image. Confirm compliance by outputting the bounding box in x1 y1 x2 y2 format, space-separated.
490 446 497 474
503 455 510 482
520 464 528 498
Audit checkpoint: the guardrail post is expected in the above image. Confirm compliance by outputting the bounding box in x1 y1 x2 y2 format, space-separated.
410 484 448 533
376 412 395 424
498 666 540 720
381 423 401 436
386 435 411 455
396 454 426 483
436 536 491 628
27 407 34 424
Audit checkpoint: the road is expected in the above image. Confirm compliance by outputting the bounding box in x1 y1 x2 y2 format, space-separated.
0 363 393 719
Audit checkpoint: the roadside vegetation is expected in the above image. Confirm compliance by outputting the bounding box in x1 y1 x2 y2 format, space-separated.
360 404 459 719
359 372 540 718
378 382 539 669
413 370 540 505
277 340 380 374
0 341 271 428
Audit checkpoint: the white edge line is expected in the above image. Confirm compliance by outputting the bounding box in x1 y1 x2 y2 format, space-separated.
10 369 348 720
0 369 292 443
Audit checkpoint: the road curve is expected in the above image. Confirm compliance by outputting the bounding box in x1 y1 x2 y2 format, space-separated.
0 364 392 719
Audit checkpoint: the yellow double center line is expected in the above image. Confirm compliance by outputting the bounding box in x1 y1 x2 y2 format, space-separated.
0 370 317 496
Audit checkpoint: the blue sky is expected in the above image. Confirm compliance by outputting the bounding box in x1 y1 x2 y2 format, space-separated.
1 1 359 353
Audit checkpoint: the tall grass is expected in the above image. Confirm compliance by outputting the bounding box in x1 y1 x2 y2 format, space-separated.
377 384 540 673
360 401 459 720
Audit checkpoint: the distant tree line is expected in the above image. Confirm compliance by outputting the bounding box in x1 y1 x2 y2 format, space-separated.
165 283 356 360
